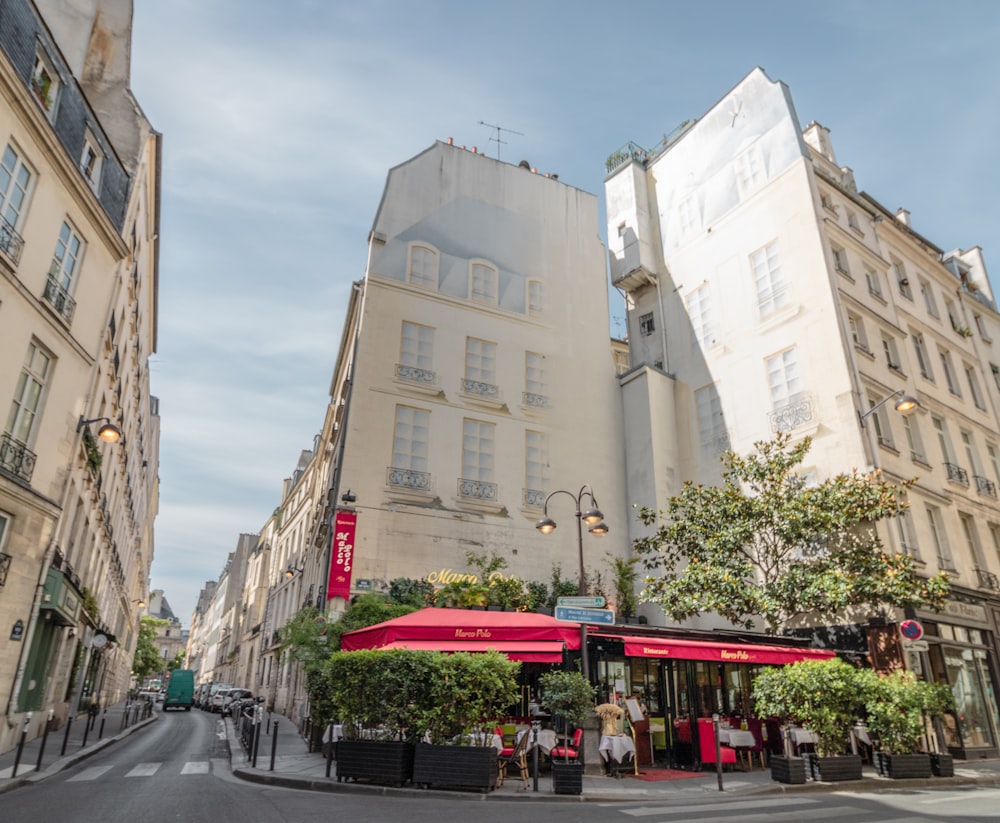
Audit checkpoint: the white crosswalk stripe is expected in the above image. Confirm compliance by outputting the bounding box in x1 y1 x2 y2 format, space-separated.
67 765 115 781
125 762 161 777
180 761 210 774
64 761 212 781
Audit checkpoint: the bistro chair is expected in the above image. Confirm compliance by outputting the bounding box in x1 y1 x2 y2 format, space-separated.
696 718 736 771
550 727 583 761
497 729 530 789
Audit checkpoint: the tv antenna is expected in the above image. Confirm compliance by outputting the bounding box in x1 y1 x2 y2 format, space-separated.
479 120 524 160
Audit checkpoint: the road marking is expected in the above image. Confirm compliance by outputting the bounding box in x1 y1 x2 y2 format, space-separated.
0 765 35 778
125 762 161 777
67 765 114 781
181 761 210 774
621 797 823 816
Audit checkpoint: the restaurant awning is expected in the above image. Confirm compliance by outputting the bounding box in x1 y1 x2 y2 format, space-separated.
340 607 581 659
608 634 836 665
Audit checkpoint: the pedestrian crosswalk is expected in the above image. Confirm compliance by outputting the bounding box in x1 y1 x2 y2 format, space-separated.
66 760 218 781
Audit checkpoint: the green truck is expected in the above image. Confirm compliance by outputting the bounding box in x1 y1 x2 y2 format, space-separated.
163 669 194 711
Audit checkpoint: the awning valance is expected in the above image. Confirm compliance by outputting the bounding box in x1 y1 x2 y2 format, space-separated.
613 635 835 665
375 639 565 663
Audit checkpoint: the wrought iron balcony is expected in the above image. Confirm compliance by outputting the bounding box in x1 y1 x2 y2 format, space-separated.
522 392 548 409
386 466 431 491
43 274 76 322
395 363 437 386
461 379 500 401
944 462 969 485
975 475 997 497
768 396 815 433
523 488 545 508
458 478 498 501
0 433 36 482
0 216 24 264
975 568 999 591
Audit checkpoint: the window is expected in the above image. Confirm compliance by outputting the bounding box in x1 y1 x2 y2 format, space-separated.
932 415 956 463
902 414 926 463
832 245 851 276
895 509 920 559
992 364 1000 394
987 443 1000 487
50 221 83 291
0 144 32 260
391 405 429 472
881 334 901 371
752 241 788 318
30 48 60 116
527 280 544 316
939 349 960 396
678 196 697 237
960 513 986 569
865 268 883 298
848 313 870 354
80 132 103 192
913 333 933 380
407 244 438 288
470 262 498 305
847 211 863 234
525 430 548 507
966 364 986 409
695 384 727 458
639 312 655 336
767 347 803 409
686 284 713 349
735 146 764 196
820 192 836 212
463 337 498 399
5 342 52 445
973 313 991 341
945 299 960 333
524 351 546 407
398 321 434 383
893 258 912 300
868 394 894 449
926 505 953 570
990 523 1000 566
920 279 939 318
961 429 984 478
461 418 495 489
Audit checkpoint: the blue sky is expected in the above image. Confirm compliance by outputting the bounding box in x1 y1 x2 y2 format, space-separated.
130 0 1000 623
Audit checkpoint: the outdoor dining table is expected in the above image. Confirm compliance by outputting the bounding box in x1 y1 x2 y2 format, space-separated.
717 727 757 770
520 728 558 754
599 734 636 778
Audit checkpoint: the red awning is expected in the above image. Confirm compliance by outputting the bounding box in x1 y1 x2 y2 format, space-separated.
375 639 565 663
340 607 581 655
614 635 835 665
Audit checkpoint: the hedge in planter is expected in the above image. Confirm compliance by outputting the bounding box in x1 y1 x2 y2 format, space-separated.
538 669 596 796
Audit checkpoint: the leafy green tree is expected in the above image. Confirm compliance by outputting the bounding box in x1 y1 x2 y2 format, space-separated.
132 616 169 680
326 593 417 651
278 606 331 670
635 433 950 633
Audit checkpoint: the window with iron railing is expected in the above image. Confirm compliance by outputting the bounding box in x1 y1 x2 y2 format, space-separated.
945 462 969 485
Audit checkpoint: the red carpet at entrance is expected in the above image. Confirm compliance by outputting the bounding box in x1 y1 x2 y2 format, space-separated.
626 769 708 782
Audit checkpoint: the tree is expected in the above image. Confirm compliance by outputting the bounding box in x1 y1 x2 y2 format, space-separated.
132 616 169 680
634 432 950 634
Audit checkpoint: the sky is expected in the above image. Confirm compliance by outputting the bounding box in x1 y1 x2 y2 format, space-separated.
129 0 1000 624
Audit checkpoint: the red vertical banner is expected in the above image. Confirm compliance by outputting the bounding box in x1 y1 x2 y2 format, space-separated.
327 509 356 601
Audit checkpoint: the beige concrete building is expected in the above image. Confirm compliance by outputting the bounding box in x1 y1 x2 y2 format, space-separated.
605 67 1000 758
0 0 159 754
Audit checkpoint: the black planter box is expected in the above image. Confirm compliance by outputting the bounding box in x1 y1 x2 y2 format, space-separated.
805 753 863 782
882 753 932 779
335 740 414 786
770 755 807 785
931 752 955 777
412 743 498 792
551 761 584 795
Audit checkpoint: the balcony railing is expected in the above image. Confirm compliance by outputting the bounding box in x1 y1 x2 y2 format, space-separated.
0 433 36 482
458 478 498 501
43 274 76 322
395 363 437 386
386 466 431 491
945 462 969 485
768 396 815 433
461 379 500 401
975 568 1000 591
975 475 998 498
522 392 548 409
523 488 545 508
0 215 24 264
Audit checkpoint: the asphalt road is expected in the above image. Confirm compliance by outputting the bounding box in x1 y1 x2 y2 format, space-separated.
2 710 1000 822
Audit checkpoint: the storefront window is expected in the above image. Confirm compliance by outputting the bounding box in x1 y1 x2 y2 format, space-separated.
930 637 999 750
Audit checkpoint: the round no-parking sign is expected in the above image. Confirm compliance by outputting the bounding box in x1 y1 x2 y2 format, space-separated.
900 620 923 641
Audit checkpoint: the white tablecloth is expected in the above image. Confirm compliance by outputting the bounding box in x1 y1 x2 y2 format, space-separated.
718 729 756 748
790 728 817 745
599 734 636 763
520 728 558 754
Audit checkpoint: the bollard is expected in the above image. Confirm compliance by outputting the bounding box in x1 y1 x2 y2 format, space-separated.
61 714 73 756
713 713 723 792
99 708 108 739
11 712 32 778
36 709 54 771
270 719 278 771
532 722 539 793
325 724 333 779
81 712 91 748
251 709 262 768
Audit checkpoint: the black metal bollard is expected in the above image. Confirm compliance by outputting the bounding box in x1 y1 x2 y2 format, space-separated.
251 713 262 768
120 702 129 730
325 727 333 779
98 708 107 739
532 723 539 793
61 714 73 756
11 712 31 778
81 714 91 748
270 719 278 771
36 710 54 771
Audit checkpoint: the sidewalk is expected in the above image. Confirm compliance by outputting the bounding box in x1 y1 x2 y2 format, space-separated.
0 700 156 794
226 714 1000 802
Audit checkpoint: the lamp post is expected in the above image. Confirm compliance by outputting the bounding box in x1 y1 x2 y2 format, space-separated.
857 389 920 469
535 485 608 681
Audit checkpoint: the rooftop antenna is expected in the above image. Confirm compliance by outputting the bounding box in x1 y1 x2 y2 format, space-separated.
479 120 524 160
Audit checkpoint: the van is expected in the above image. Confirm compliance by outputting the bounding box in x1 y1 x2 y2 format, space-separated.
164 669 195 711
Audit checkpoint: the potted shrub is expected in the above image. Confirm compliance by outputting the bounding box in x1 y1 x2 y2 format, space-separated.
753 658 864 783
539 668 596 795
861 669 936 779
922 679 956 777
412 651 520 792
488 575 528 611
526 580 550 614
608 554 639 622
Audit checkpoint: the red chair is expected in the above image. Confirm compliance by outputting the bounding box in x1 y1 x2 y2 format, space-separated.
696 718 736 770
551 727 583 760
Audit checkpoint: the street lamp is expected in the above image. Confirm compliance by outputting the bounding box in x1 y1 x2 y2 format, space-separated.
858 389 919 426
76 416 121 443
535 485 607 681
284 564 303 579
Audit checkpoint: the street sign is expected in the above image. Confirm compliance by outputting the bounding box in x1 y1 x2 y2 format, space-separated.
903 640 929 652
899 620 924 641
555 606 616 625
556 596 606 608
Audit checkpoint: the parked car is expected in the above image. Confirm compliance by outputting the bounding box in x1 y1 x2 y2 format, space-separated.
222 688 253 716
210 684 234 713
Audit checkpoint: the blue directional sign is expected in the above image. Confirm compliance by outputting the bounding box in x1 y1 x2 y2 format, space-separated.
556 596 606 608
554 606 616 625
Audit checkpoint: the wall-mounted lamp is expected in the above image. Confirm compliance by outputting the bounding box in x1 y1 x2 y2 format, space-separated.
77 416 121 443
341 489 357 504
858 389 919 427
284 565 303 579
132 598 146 608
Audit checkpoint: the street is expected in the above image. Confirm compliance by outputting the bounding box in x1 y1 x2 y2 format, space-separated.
3 709 1000 822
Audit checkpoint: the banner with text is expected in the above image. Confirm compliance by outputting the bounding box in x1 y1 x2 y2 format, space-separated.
327 509 356 601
